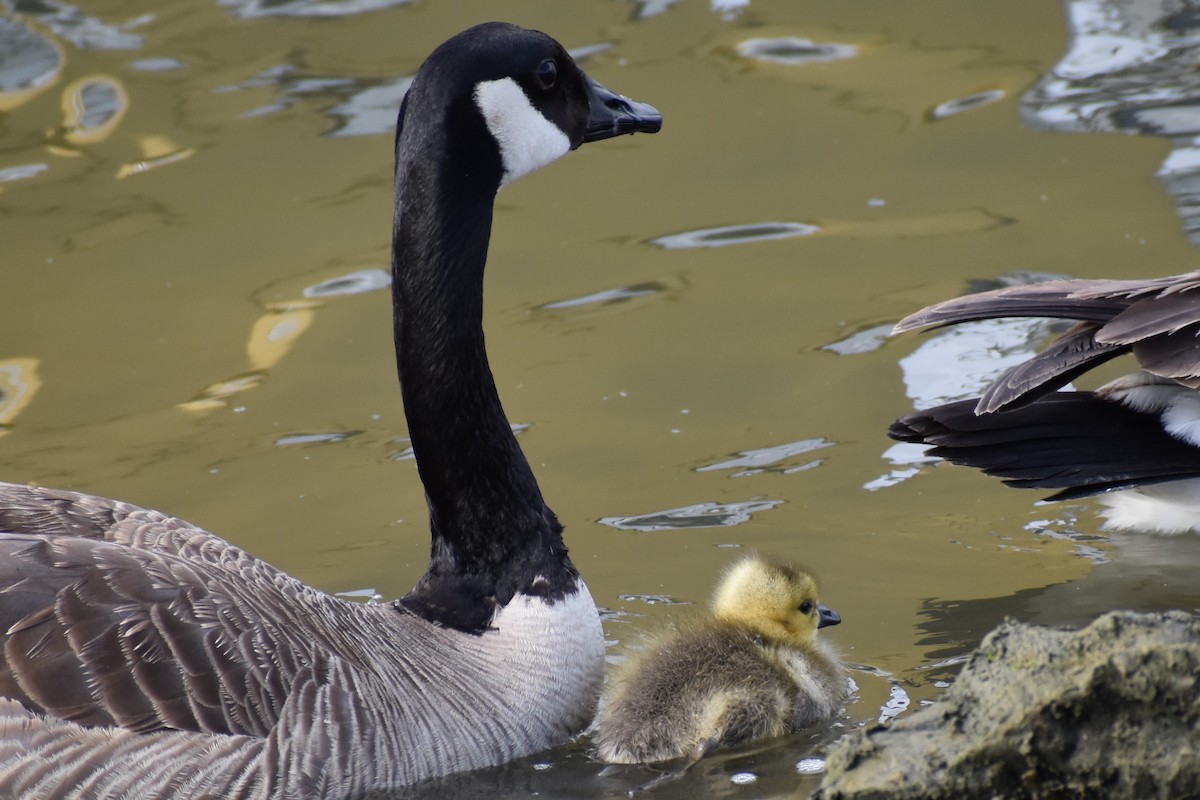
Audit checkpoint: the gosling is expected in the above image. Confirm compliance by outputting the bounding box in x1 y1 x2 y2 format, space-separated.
594 555 845 765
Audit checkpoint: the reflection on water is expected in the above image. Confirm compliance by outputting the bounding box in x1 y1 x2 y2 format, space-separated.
304 268 391 298
58 77 127 143
1022 0 1200 241
599 500 783 531
0 16 61 109
13 3 145 51
218 0 413 19
0 359 40 437
696 437 833 476
651 222 821 249
927 89 1006 121
736 37 858 65
538 282 663 310
891 272 1072 410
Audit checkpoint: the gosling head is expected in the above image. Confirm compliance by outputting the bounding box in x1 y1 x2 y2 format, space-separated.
711 555 841 646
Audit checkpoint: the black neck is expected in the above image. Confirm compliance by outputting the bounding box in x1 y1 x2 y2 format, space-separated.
390 100 577 631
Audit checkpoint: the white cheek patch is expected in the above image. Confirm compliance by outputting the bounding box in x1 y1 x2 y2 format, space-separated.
474 77 572 187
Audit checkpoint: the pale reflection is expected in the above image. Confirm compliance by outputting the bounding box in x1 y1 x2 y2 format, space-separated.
327 77 414 137
892 272 1072 409
275 432 357 447
1098 480 1200 535
736 38 857 66
1021 0 1200 242
303 270 390 298
178 373 265 413
617 594 691 606
0 164 48 193
696 438 833 477
823 323 892 356
12 4 145 51
217 0 413 18
0 359 41 438
651 222 820 249
58 76 127 144
0 16 63 112
538 282 663 310
927 89 1006 121
897 316 1064 410
116 135 197 179
247 307 317 372
651 210 1010 250
177 264 396 414
599 500 782 531
875 272 1069 491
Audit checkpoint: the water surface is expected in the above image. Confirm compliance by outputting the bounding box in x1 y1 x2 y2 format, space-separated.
2 0 1198 797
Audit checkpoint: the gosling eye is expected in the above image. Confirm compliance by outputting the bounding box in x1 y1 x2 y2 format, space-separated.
798 600 814 615
534 58 558 90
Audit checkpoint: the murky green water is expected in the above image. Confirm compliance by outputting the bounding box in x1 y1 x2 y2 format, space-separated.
2 0 1199 797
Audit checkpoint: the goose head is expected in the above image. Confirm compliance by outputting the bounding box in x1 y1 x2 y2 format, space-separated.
712 556 841 647
395 22 661 195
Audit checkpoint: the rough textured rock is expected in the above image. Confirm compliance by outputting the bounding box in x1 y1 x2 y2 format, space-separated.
815 611 1200 800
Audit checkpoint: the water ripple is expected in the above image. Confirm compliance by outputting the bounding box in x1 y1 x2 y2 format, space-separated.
928 89 1006 121
0 17 61 104
304 269 391 298
697 438 834 477
538 282 663 310
737 37 858 65
1021 0 1200 242
650 222 820 249
274 431 358 447
617 594 691 606
17 5 145 51
599 499 782 531
823 323 893 355
0 164 48 183
218 0 413 19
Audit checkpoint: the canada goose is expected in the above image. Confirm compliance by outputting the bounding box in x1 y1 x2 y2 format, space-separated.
889 271 1200 531
593 555 845 766
0 22 661 798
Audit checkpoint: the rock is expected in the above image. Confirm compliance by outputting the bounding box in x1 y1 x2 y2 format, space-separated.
815 611 1200 800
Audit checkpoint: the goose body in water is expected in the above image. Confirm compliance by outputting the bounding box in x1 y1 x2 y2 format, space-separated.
0 23 660 797
890 271 1200 532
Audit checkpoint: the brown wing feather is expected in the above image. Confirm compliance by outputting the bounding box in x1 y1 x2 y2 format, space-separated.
1128 325 1200 384
1098 293 1200 344
895 271 1200 411
975 322 1128 413
0 482 339 739
892 280 1129 334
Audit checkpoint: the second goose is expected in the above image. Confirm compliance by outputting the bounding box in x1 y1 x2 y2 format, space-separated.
890 271 1200 532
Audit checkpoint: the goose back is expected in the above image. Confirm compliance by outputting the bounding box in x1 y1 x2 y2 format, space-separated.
0 482 605 795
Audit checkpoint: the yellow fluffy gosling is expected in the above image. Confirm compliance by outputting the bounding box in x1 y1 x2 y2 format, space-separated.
594 555 845 765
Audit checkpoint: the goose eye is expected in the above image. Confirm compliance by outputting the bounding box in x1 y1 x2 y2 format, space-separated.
535 58 557 90
799 600 814 615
